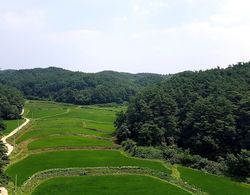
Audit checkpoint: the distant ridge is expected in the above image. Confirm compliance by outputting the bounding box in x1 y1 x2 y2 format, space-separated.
0 67 166 105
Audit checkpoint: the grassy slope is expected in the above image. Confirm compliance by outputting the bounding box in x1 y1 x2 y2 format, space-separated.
32 175 190 195
17 127 111 144
26 101 116 123
3 119 25 135
25 101 69 119
6 150 170 185
27 135 113 150
17 101 116 144
55 108 115 123
178 166 250 195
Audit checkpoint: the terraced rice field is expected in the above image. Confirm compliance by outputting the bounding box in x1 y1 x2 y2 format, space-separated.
178 166 250 195
6 150 170 185
3 119 25 135
4 100 250 195
27 135 113 150
32 175 191 195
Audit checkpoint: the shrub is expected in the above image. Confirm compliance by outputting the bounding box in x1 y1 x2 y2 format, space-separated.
134 147 163 159
161 146 183 164
122 143 227 176
226 150 250 181
116 124 131 143
161 146 226 175
121 139 137 155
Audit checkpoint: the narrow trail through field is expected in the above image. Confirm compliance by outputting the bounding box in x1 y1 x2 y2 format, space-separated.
0 109 30 195
2 117 30 156
36 108 70 120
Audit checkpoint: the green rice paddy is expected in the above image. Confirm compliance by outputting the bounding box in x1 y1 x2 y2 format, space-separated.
6 150 170 186
178 166 250 195
3 119 25 135
32 175 191 195
5 100 249 195
27 135 113 150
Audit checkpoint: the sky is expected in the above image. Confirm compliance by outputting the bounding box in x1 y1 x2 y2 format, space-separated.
0 0 250 74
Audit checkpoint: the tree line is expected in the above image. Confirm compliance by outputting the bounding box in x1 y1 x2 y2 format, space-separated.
0 84 24 120
0 67 165 105
0 84 24 184
115 62 250 180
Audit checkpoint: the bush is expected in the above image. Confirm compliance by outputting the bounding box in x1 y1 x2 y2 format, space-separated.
134 147 164 159
121 139 137 155
121 143 228 176
161 146 183 164
181 154 225 175
226 150 250 180
116 124 131 143
161 146 226 175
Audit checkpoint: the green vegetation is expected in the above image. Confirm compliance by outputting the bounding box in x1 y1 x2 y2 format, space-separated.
0 84 24 185
16 101 118 146
16 101 117 145
0 84 24 120
6 150 170 185
0 133 8 185
3 90 249 194
116 62 250 180
0 67 165 105
25 101 69 119
55 107 116 123
27 135 113 150
32 175 190 195
0 120 8 185
17 126 110 144
122 140 226 175
0 119 6 133
178 166 250 195
3 119 25 135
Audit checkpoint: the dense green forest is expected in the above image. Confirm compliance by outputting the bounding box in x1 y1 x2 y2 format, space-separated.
0 84 24 120
0 67 164 105
115 62 250 180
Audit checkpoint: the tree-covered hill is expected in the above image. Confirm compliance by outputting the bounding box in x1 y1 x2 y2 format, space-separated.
0 67 165 105
0 84 24 120
115 62 250 180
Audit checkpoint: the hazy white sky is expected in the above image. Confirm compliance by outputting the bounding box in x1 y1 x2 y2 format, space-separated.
0 0 250 73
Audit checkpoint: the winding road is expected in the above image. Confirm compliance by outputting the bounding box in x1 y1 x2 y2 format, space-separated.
0 109 30 195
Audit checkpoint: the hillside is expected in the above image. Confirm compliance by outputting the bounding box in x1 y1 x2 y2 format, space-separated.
1 100 248 194
0 84 24 120
0 67 165 105
0 62 249 194
115 62 250 180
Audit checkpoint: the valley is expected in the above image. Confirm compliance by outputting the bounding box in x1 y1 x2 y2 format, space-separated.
2 100 249 194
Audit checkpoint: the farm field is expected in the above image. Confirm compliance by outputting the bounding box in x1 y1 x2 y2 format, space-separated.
32 175 191 195
6 150 170 185
16 126 111 144
3 119 25 135
178 166 250 195
4 100 250 195
25 101 69 119
25 101 116 124
27 135 113 150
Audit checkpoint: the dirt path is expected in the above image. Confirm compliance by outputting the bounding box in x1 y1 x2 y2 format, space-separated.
1 117 30 156
0 109 30 195
0 187 7 195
